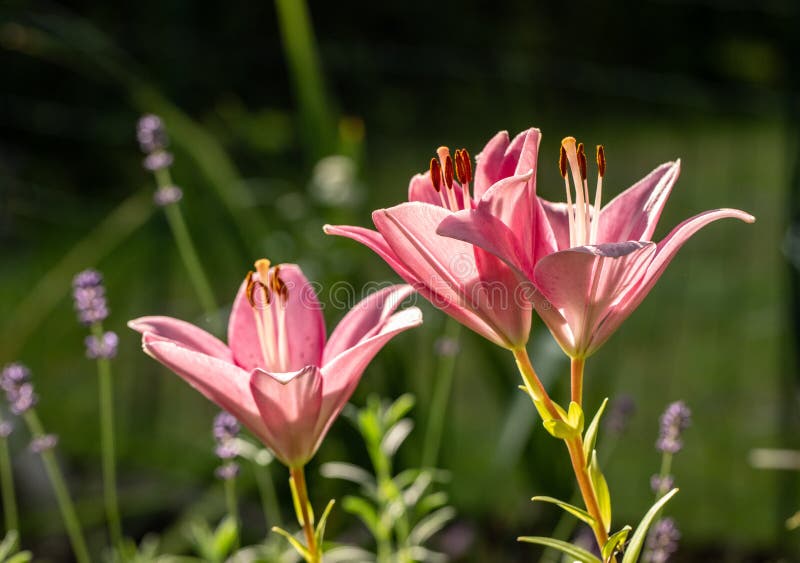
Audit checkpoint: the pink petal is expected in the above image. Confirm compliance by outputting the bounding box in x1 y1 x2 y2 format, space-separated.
129 316 232 361
141 333 271 446
533 242 657 357
314 306 423 453
323 284 416 364
473 129 538 199
375 202 529 347
228 265 326 373
473 130 510 199
598 208 756 349
408 173 443 206
249 366 323 467
538 200 573 253
597 161 680 243
325 220 503 345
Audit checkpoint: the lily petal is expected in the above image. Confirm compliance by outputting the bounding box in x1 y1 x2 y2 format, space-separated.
598 161 680 243
141 333 270 445
129 316 232 362
228 264 326 372
314 306 423 453
249 366 323 467
323 284 416 364
533 242 657 357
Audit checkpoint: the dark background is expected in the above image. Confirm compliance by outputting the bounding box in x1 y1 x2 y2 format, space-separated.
0 0 798 560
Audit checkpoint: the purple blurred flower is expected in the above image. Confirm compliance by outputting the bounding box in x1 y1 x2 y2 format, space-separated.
434 336 460 357
1 363 37 415
137 114 168 154
0 420 12 438
656 401 691 454
30 434 58 453
143 151 174 172
215 462 240 481
650 474 675 495
213 411 240 443
85 331 119 360
644 517 680 563
72 269 109 326
605 394 636 435
153 185 183 206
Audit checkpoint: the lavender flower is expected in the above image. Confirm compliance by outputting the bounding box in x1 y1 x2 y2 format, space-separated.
644 518 680 563
650 474 675 495
30 434 58 453
72 269 109 326
605 394 636 435
213 411 240 478
1 363 37 415
656 401 691 454
153 185 183 206
85 331 119 360
143 151 174 172
434 336 460 357
136 114 168 154
0 420 12 438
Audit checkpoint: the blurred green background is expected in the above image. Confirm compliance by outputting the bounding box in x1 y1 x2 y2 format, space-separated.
0 0 798 560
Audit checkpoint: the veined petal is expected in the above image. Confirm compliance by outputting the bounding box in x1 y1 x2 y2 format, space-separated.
129 316 232 362
474 130 510 199
249 366 323 467
323 284 416 364
538 200 574 253
533 242 657 357
314 306 422 454
473 129 538 199
325 220 504 346
598 161 680 243
596 208 756 350
140 333 271 446
375 202 526 347
409 173 442 206
228 264 326 372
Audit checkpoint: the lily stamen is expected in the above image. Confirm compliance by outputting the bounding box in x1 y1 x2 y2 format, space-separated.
246 259 293 372
428 146 475 213
560 137 605 246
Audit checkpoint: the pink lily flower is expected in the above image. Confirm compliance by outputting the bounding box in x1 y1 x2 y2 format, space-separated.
129 260 422 468
324 129 543 349
438 133 755 359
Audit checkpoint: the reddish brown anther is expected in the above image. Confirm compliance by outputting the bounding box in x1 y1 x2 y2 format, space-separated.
559 145 568 179
246 271 270 308
596 145 606 177
430 158 442 192
461 148 472 183
443 154 454 189
577 142 588 182
271 265 289 303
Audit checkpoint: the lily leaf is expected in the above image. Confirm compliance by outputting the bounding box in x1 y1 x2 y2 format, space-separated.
384 393 416 427
531 495 596 526
588 450 612 532
517 536 601 563
583 398 609 463
408 506 456 546
621 488 679 563
314 499 336 546
567 401 585 435
342 495 379 535
602 525 632 561
271 526 311 562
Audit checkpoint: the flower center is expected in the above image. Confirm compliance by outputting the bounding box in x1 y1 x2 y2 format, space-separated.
245 259 291 372
559 137 606 247
428 146 474 212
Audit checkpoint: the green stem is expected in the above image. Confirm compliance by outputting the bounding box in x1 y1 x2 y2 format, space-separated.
273 0 336 159
421 320 461 469
23 411 91 563
154 166 221 334
0 435 18 545
224 477 239 549
253 462 282 532
655 451 674 500
91 323 123 549
289 466 320 563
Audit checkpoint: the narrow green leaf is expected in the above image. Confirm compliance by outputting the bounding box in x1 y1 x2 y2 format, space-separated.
531 496 596 526
543 419 578 439
517 536 601 563
314 499 336 545
319 461 376 488
621 488 679 563
271 526 312 561
589 450 612 532
583 398 609 462
341 496 379 535
381 419 414 457
408 507 456 545
6 552 32 563
211 515 238 560
384 393 416 427
602 525 631 561
289 476 306 527
568 401 585 434
0 531 18 560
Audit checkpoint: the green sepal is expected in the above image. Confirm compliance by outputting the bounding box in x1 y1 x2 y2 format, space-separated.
542 401 583 439
588 450 612 532
517 536 601 563
621 488 679 563
531 495 596 526
314 499 336 546
271 526 311 562
602 525 631 561
583 398 609 463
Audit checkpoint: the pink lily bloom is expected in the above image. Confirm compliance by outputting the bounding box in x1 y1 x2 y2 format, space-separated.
324 129 543 349
438 133 755 359
129 260 422 468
